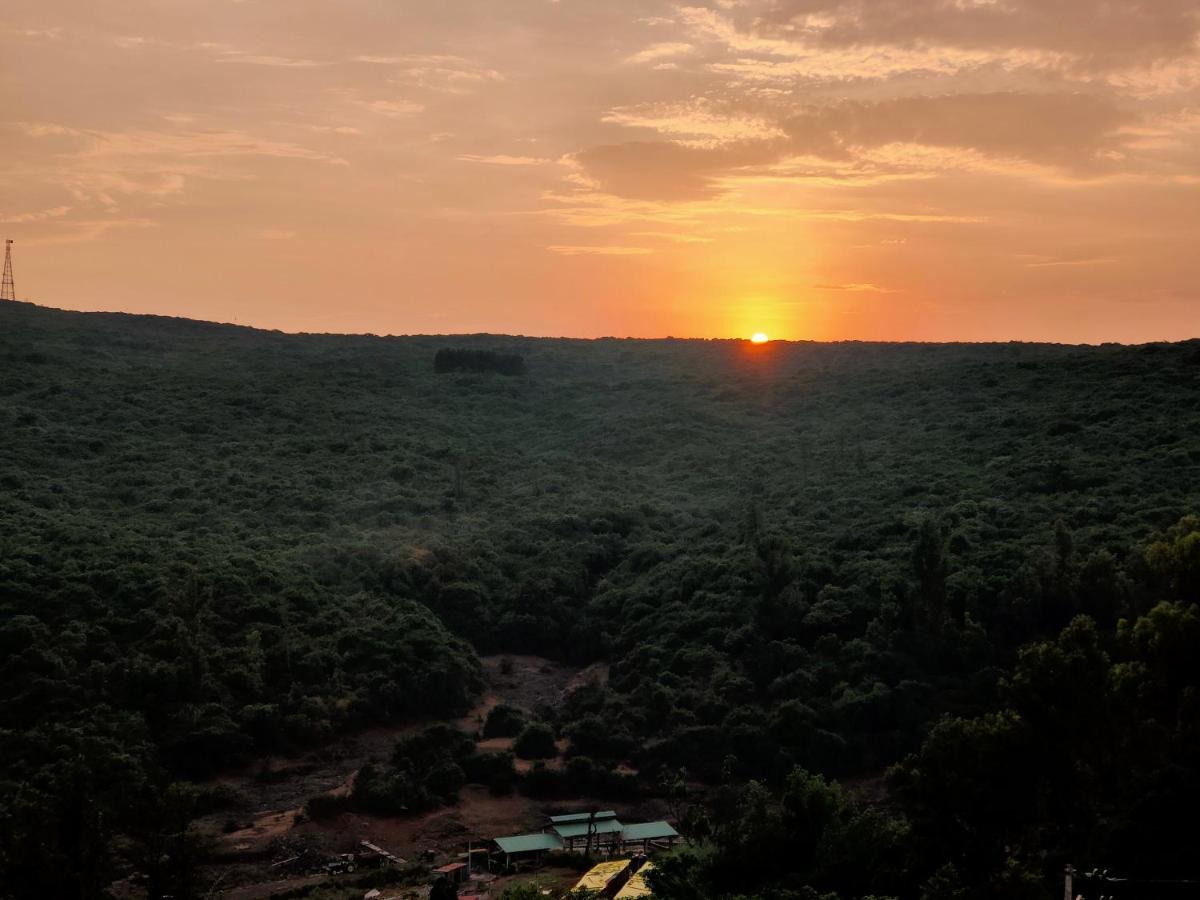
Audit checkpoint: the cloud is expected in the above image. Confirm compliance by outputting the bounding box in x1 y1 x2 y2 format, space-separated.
633 230 715 243
574 140 777 200
800 209 987 223
625 42 694 64
0 206 73 224
13 121 348 211
548 245 654 255
0 24 63 40
23 217 157 247
779 92 1129 168
307 125 363 135
814 282 898 293
574 91 1131 200
356 99 425 118
751 0 1200 68
216 54 327 68
457 154 552 166
1020 254 1120 268
706 45 1063 86
355 54 503 93
603 98 787 147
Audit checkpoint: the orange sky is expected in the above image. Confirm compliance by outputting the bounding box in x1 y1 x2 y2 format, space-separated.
2 1 1199 342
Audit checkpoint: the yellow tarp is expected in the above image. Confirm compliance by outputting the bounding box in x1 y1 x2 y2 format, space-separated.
574 860 632 893
614 862 655 900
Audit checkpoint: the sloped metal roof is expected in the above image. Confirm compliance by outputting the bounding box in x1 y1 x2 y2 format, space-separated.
620 822 679 842
549 810 618 824
494 833 564 854
553 819 625 839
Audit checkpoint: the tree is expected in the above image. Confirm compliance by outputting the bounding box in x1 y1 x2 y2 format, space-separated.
483 704 526 739
514 722 558 760
912 518 948 632
891 711 1036 874
1145 516 1200 602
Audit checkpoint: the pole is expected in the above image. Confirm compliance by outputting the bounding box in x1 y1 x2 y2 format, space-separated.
1064 864 1074 900
1 240 14 302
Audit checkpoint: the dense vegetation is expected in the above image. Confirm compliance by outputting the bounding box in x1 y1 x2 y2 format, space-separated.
434 347 526 376
1 300 1198 899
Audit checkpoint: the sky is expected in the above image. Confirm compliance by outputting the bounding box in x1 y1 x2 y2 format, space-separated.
2 0 1199 342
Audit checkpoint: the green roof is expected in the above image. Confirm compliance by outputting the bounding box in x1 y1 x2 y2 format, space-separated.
495 833 564 854
554 819 625 839
620 822 679 842
550 810 618 824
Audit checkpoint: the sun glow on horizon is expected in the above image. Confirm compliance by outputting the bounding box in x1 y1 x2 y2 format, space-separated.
750 332 770 344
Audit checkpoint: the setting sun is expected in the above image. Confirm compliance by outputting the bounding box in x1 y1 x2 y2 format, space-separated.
750 333 770 344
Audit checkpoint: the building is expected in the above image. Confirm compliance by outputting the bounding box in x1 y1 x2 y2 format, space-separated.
618 822 679 854
491 812 681 869
552 816 626 852
361 840 406 867
433 862 470 885
493 832 564 869
550 811 618 826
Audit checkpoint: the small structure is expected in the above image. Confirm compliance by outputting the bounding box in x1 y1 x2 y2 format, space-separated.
553 818 625 852
1 240 14 303
361 840 406 867
492 812 681 869
574 860 634 898
433 862 470 886
619 823 679 854
493 832 564 869
549 811 618 826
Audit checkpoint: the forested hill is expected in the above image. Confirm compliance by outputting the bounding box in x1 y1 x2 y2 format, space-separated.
2 299 1200 898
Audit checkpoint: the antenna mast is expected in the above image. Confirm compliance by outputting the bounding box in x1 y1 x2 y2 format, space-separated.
1 240 14 301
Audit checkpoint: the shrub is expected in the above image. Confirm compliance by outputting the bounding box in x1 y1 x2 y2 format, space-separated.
514 722 558 760
483 704 526 739
434 348 526 376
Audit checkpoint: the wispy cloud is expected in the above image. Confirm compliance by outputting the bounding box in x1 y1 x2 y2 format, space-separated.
354 99 425 118
814 282 899 293
355 53 503 93
23 217 157 246
1 206 72 224
603 99 786 147
625 42 694 65
457 154 552 166
1021 255 1120 268
216 54 327 68
548 244 654 255
13 121 347 212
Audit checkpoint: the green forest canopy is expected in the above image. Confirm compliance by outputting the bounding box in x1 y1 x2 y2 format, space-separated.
1 300 1199 899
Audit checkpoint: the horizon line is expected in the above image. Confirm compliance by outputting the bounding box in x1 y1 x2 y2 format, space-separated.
3 298 1197 349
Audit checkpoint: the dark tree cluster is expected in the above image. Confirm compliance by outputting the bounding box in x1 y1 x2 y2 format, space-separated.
434 347 526 376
